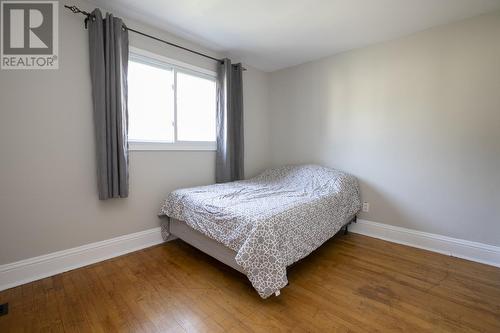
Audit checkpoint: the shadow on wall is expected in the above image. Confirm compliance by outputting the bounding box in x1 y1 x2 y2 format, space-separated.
353 176 414 227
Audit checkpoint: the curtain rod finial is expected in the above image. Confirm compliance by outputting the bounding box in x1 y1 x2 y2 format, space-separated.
64 5 79 14
64 4 91 16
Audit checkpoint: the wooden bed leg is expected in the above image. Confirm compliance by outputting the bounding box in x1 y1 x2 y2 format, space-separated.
344 224 349 235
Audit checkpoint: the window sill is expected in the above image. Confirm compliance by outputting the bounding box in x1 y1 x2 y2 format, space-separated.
129 141 216 151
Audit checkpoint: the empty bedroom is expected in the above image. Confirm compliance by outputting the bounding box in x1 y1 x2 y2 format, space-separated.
0 0 499 332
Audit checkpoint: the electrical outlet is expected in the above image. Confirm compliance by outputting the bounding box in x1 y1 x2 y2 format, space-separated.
362 202 370 212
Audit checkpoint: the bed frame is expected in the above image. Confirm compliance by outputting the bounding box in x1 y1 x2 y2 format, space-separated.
167 215 357 295
169 218 244 274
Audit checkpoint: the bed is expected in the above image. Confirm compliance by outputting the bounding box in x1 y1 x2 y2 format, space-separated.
159 164 361 298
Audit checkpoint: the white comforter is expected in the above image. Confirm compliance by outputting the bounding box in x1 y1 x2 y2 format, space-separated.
159 165 361 298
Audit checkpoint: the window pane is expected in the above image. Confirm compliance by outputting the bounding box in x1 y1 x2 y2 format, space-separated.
128 60 174 142
177 71 216 142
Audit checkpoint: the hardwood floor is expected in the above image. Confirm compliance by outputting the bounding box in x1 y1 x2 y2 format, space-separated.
1 233 499 332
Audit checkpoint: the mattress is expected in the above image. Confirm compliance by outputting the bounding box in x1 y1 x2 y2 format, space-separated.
159 164 361 298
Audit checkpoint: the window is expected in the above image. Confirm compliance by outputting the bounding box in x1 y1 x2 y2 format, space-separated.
128 48 217 150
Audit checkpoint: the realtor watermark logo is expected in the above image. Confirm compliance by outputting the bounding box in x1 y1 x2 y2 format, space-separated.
1 1 58 69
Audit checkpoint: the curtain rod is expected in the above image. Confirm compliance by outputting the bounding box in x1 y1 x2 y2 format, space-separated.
64 5 246 70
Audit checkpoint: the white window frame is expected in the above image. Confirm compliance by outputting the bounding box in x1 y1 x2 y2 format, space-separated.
128 47 217 151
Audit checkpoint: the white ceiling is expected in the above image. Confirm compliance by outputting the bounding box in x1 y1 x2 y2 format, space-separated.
92 0 500 72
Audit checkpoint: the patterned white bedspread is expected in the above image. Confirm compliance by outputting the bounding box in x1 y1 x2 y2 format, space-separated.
159 165 361 298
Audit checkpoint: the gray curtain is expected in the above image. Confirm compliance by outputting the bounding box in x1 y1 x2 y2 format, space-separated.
216 59 244 183
88 9 129 200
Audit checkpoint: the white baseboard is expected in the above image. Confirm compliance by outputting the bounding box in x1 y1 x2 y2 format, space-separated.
0 227 164 292
350 219 500 268
1 220 498 292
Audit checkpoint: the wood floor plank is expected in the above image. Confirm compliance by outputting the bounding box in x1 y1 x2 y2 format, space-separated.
330 242 500 320
0 233 499 332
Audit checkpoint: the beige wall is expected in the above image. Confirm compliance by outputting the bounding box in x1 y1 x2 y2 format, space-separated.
0 0 271 264
269 11 500 246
